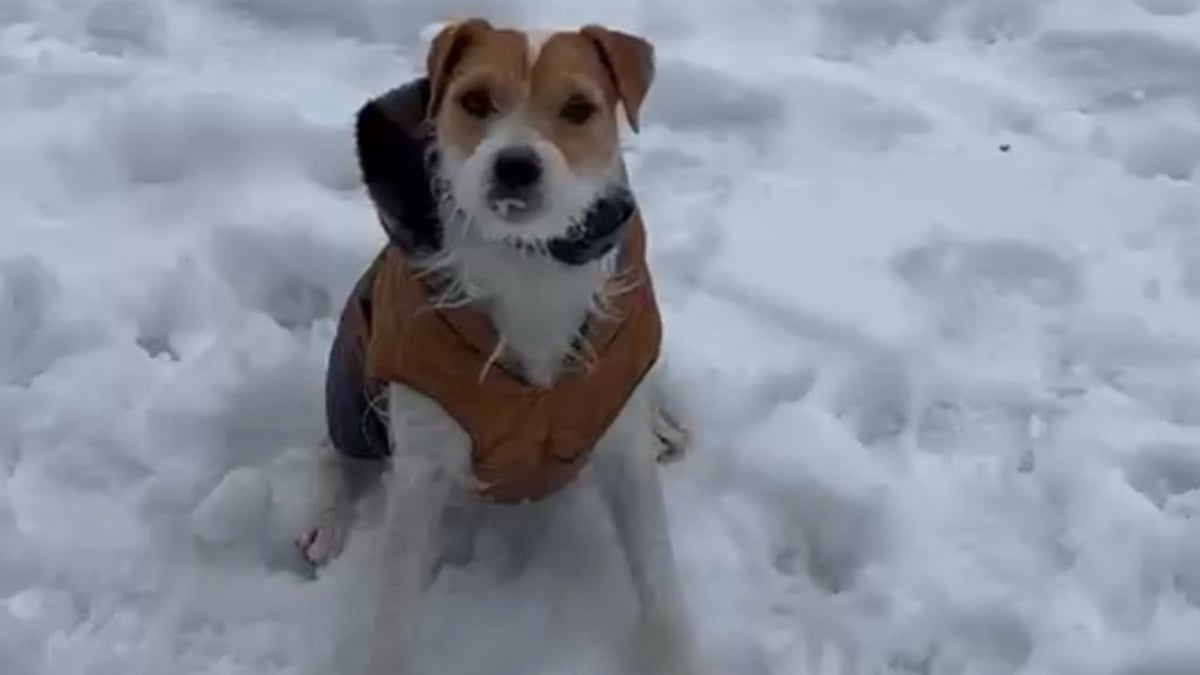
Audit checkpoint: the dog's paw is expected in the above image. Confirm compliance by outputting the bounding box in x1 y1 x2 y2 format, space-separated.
294 513 352 567
653 406 691 464
628 610 703 675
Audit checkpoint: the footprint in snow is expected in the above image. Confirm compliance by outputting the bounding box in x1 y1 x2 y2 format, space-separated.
208 224 340 331
84 0 165 55
1135 0 1200 16
1123 442 1200 509
1119 122 1200 181
1034 28 1200 108
893 235 1081 311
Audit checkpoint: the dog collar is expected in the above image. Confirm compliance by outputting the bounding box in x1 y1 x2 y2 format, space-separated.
546 188 635 266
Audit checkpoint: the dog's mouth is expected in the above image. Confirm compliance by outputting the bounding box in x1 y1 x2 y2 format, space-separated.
448 185 634 264
481 191 563 253
486 190 543 223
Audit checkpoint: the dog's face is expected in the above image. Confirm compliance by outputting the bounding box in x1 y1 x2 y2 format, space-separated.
426 20 654 244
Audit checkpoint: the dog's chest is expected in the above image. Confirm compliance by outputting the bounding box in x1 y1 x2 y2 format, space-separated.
360 244 661 504
459 245 612 385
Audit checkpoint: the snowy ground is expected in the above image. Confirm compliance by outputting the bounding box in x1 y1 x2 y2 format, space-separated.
4 0 1200 673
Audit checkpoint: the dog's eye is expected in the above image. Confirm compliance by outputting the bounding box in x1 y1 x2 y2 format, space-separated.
458 89 495 119
560 96 597 125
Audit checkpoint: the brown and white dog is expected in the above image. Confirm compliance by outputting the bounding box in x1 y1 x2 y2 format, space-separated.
295 18 697 675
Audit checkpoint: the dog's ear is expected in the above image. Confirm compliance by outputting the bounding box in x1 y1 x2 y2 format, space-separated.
580 25 655 133
425 18 493 119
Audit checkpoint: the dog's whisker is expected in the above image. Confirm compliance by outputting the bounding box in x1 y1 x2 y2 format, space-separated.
478 335 507 384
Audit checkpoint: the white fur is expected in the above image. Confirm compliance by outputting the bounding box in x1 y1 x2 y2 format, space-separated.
437 109 615 245
526 28 553 63
362 383 469 674
432 237 617 385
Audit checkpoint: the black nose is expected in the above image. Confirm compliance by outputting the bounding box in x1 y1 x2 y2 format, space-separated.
492 146 542 190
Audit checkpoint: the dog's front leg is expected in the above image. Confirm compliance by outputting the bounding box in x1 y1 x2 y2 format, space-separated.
593 386 700 675
363 383 466 675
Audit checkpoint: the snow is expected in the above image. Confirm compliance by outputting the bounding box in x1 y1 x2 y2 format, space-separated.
3 0 1200 673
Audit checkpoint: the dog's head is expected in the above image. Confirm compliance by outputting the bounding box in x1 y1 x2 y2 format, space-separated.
422 19 653 245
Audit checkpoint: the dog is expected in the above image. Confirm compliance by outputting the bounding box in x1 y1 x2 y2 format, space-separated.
294 19 698 675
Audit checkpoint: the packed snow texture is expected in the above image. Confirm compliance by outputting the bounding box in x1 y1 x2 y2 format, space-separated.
4 0 1200 673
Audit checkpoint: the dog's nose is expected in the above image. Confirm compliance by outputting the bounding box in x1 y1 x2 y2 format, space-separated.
492 147 542 190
